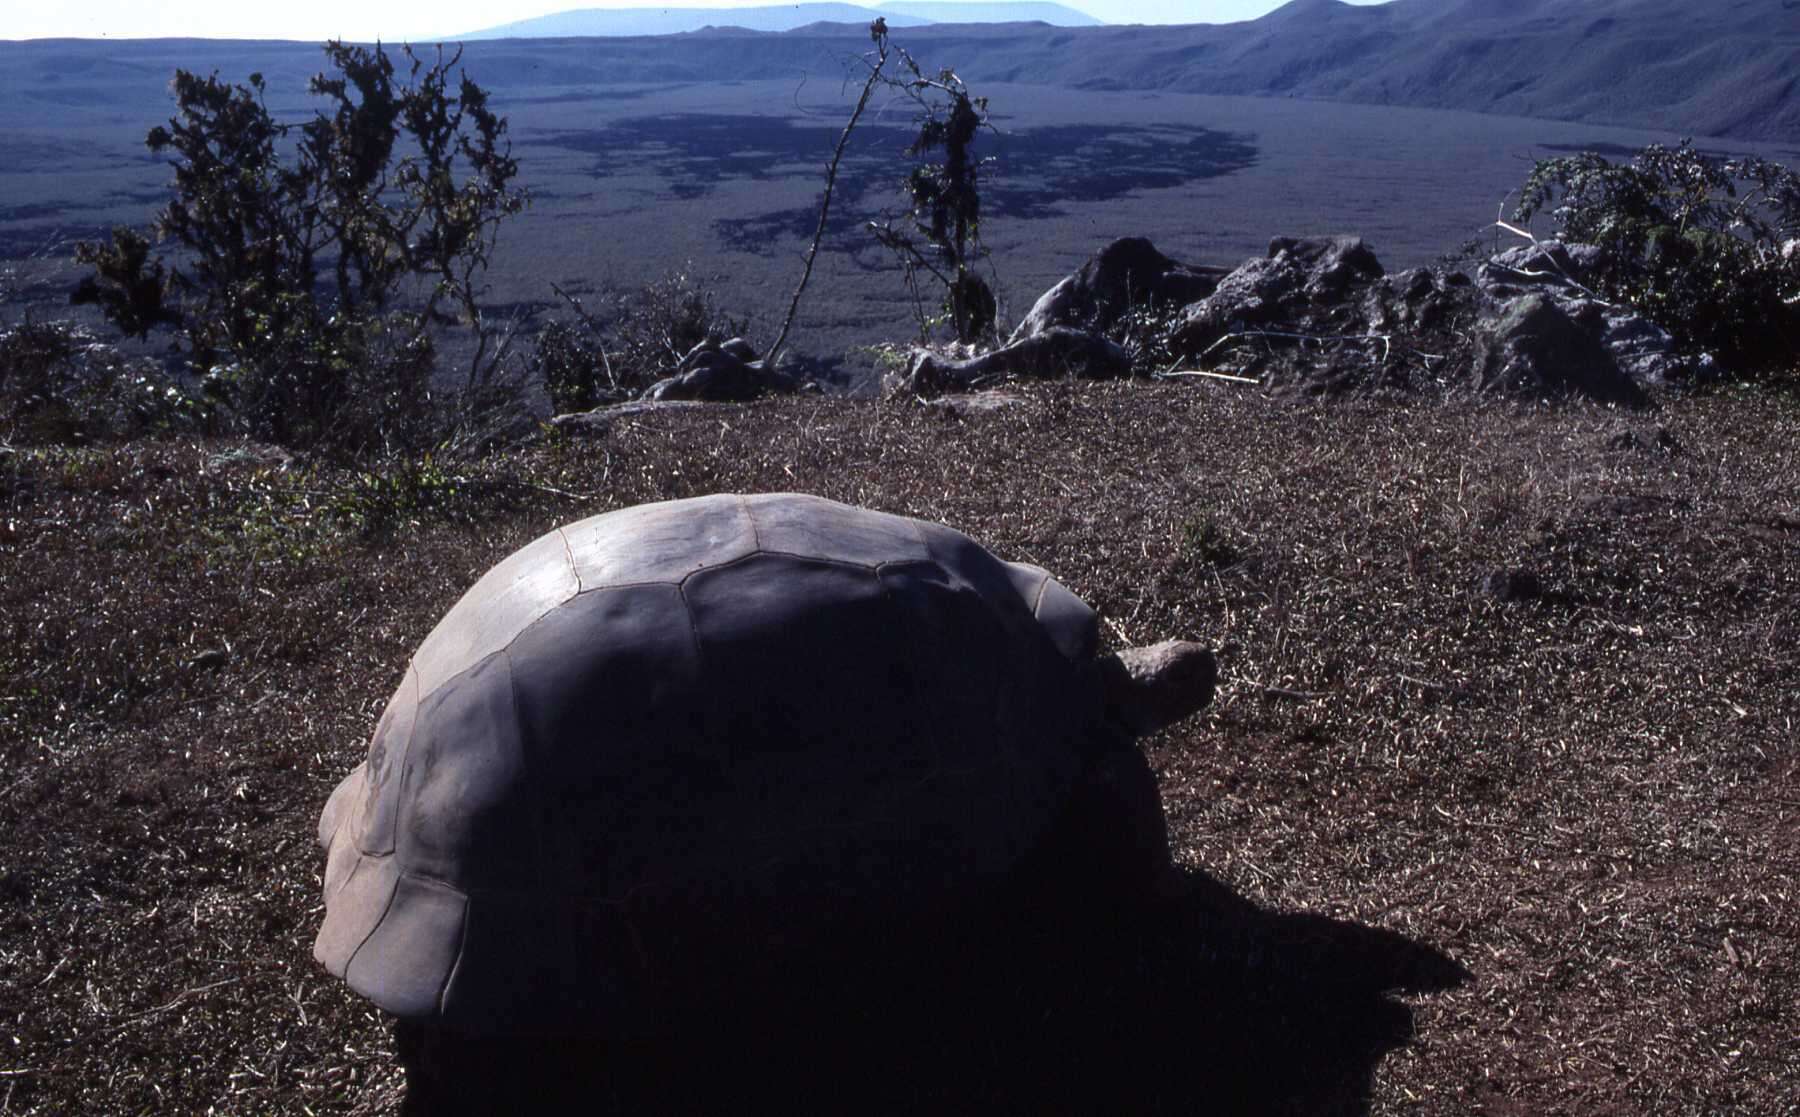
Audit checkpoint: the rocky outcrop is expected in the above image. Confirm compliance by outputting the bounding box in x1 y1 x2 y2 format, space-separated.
645 336 797 402
895 327 1133 395
894 234 1696 405
1173 235 1388 357
548 336 801 433
1011 238 1227 342
1364 267 1474 333
1162 234 1686 401
1476 241 1694 386
1473 295 1645 405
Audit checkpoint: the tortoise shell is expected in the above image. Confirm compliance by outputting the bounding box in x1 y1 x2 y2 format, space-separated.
314 493 1107 1032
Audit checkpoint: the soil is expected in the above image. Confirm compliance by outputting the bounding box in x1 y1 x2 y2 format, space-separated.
2 379 1796 1113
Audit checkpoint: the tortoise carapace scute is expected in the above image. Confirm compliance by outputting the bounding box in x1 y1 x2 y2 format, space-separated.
314 492 1196 1034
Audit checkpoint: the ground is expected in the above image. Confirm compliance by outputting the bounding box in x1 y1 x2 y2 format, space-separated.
1 379 1796 1113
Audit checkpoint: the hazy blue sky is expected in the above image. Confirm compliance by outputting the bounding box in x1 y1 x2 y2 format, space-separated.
7 1 1393 42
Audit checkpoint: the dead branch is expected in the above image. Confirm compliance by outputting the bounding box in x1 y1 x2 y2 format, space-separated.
551 282 618 391
767 20 892 369
1201 328 1394 364
1492 218 1617 306
1155 370 1264 385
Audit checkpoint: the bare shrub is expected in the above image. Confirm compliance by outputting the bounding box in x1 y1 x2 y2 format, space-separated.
532 269 749 412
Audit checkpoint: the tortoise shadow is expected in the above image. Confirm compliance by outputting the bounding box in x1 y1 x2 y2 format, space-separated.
398 866 1469 1115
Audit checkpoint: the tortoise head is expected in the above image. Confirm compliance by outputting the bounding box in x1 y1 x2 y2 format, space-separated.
996 560 1215 738
1097 640 1218 737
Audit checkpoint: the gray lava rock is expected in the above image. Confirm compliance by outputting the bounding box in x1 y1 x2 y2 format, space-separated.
1479 241 1606 296
1597 311 1687 385
1478 241 1692 386
1365 267 1476 333
646 336 793 402
1175 235 1385 353
1605 426 1683 455
985 231 1695 402
897 327 1133 396
1480 568 1544 603
1473 294 1646 405
1011 237 1227 342
1282 235 1386 299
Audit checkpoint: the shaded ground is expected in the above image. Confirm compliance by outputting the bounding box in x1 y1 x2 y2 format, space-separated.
1 380 1797 1112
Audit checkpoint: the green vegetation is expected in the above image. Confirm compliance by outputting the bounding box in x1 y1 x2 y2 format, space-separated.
1177 510 1244 570
70 41 526 453
1513 141 1800 378
866 24 999 347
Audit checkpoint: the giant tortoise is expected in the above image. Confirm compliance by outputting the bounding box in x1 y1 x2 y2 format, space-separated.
314 493 1216 1106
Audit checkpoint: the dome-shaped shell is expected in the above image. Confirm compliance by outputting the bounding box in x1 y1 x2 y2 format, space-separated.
314 493 1104 1032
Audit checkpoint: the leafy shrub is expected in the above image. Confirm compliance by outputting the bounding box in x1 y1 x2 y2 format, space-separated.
72 42 527 453
0 317 82 437
1512 141 1800 376
201 301 440 450
613 270 748 383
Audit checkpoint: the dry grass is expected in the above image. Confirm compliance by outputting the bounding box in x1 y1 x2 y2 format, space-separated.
1 380 1796 1113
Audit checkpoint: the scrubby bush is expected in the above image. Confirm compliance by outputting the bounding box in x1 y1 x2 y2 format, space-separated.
1 317 93 441
866 26 999 347
532 270 749 413
72 41 527 453
1112 301 1189 378
0 315 79 421
532 320 614 414
612 270 748 385
0 317 204 444
1513 141 1800 376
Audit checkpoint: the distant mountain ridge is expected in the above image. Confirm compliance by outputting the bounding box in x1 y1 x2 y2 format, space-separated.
1 0 1792 142
872 2 1101 25
1166 0 1799 144
458 2 1101 39
455 0 1797 142
459 5 921 39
